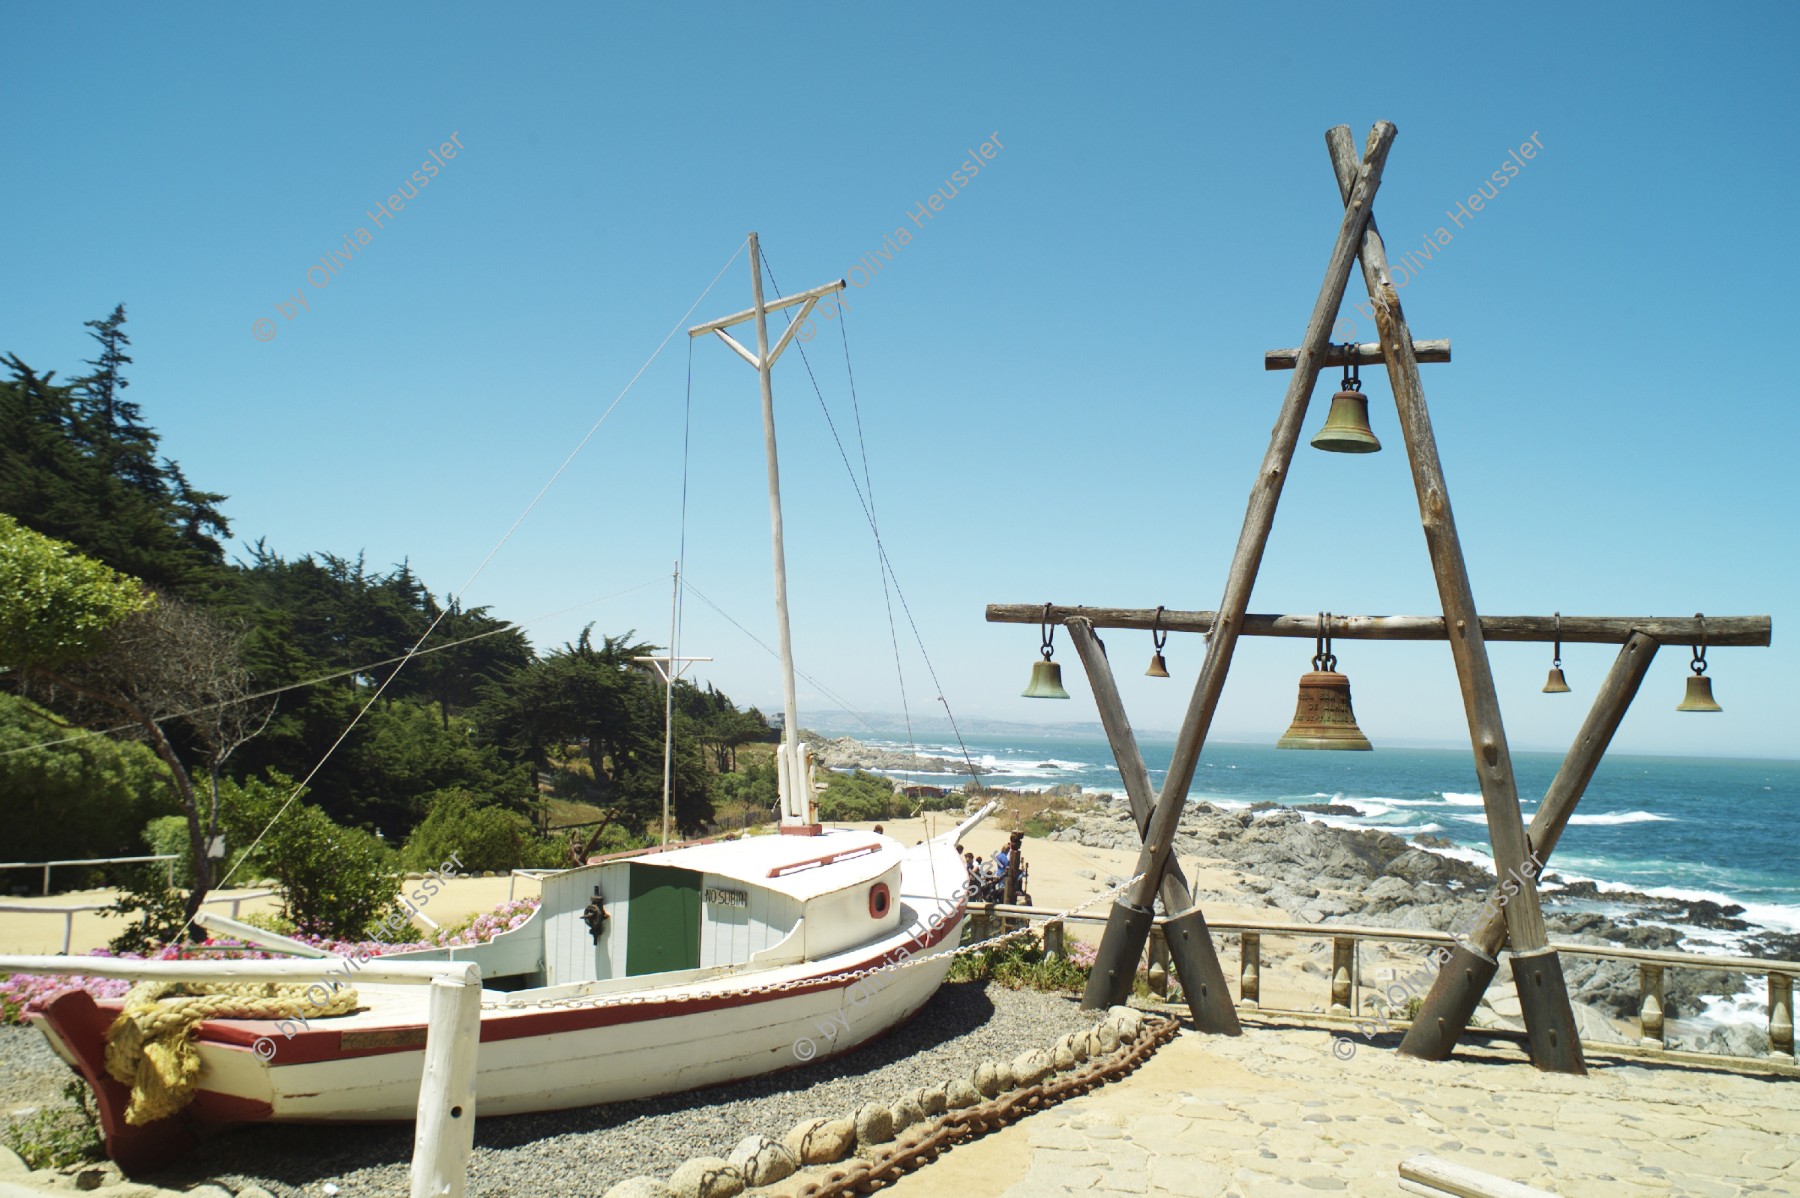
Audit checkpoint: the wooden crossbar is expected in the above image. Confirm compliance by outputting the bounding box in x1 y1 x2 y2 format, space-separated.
984 606 1772 647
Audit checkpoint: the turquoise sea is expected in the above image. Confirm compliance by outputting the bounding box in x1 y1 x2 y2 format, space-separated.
817 725 1800 942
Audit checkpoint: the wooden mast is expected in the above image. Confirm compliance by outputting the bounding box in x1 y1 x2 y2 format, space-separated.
689 234 846 831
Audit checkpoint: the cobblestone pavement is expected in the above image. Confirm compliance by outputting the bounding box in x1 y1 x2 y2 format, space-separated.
879 1022 1800 1198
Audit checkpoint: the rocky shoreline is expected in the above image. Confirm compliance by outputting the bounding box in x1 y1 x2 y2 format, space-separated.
1047 795 1797 1056
804 734 983 777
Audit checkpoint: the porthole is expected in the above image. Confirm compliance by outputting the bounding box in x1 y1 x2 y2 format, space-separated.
869 882 891 918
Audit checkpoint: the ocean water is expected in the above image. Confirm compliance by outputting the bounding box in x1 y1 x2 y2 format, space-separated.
822 726 1800 937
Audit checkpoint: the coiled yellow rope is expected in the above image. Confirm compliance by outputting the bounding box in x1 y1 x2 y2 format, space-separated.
104 980 359 1125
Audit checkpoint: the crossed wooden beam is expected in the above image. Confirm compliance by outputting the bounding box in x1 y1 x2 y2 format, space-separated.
985 123 1773 1073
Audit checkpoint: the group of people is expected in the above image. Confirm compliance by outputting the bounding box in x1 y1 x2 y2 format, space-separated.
958 832 1030 905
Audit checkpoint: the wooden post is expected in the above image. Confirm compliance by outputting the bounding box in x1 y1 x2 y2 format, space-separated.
1400 633 1658 1061
1043 919 1064 960
1770 973 1796 1062
1331 937 1354 1014
410 971 482 1198
1325 125 1580 1073
1065 618 1240 1033
1063 619 1199 910
1081 122 1397 1016
1639 964 1665 1048
1148 926 1170 998
1239 932 1261 1008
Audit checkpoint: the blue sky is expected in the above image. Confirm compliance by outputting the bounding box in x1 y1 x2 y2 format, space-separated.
5 3 1796 759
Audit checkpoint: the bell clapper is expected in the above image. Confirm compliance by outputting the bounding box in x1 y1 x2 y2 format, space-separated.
1543 611 1571 693
1146 604 1171 678
1677 612 1723 712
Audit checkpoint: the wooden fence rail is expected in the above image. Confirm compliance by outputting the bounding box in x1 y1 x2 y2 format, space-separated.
964 902 1799 1065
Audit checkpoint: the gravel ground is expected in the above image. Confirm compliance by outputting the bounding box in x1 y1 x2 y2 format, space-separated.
23 981 1095 1198
0 1022 78 1114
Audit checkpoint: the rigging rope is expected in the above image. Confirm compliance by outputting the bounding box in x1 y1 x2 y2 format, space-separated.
757 249 986 792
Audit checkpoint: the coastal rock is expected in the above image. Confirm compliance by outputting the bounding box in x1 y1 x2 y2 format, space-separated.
667 1157 743 1198
854 1101 894 1147
1095 1022 1121 1054
728 1135 796 1187
945 1078 980 1108
970 1061 1004 1097
1053 1039 1078 1071
914 1084 948 1116
604 1179 677 1198
783 1118 854 1165
1062 1030 1090 1062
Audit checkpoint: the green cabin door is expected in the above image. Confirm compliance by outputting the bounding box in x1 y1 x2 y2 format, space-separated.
625 863 702 976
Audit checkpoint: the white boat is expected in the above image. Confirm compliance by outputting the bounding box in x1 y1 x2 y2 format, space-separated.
33 234 982 1172
36 815 981 1171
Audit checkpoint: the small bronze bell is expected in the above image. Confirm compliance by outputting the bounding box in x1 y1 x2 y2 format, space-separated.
1310 352 1381 454
1676 614 1722 712
1022 658 1070 699
1146 606 1170 678
1277 615 1372 750
1542 615 1570 692
1676 674 1721 712
1023 606 1070 699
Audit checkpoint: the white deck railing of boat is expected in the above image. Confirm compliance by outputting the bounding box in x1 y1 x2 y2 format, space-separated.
1 854 178 895
0 890 276 954
0 954 481 1198
966 902 1800 1070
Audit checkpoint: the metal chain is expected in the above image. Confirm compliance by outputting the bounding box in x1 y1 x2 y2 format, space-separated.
479 873 1145 1013
794 1014 1180 1197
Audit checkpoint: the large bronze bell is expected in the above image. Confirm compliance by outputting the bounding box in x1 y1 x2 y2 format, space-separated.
1022 659 1070 699
1310 354 1381 454
1311 389 1382 453
1276 670 1374 750
1676 673 1721 712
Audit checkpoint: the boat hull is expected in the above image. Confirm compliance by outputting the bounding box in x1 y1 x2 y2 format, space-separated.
36 902 965 1172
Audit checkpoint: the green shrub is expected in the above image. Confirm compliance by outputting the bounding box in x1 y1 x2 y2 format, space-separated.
816 769 900 822
222 771 405 940
948 933 1089 992
403 789 549 873
0 694 176 879
0 1080 102 1170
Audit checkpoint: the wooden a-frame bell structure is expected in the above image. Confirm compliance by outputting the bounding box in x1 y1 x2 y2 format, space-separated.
987 122 1772 1074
